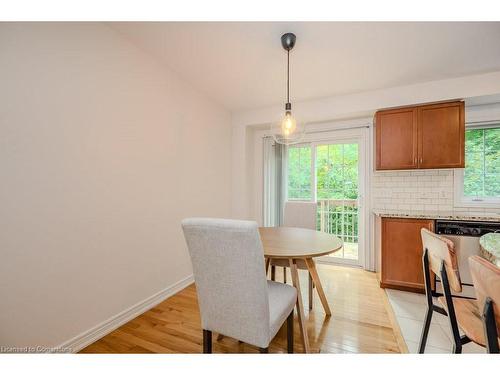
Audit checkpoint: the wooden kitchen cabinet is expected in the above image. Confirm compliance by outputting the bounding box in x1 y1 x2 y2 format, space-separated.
375 100 465 170
418 101 465 169
375 107 418 170
380 217 434 293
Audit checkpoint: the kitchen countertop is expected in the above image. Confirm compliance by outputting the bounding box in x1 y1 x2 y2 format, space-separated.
479 233 500 267
373 209 500 222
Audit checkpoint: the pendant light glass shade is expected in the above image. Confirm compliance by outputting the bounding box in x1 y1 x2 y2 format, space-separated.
271 32 306 145
271 111 305 145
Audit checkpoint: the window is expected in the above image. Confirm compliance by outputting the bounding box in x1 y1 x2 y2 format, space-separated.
287 145 311 200
455 125 500 207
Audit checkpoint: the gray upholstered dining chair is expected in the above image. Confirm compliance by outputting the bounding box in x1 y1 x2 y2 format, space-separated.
182 218 297 353
270 201 317 310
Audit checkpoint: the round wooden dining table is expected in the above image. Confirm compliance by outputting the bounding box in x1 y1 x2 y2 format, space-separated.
259 227 343 353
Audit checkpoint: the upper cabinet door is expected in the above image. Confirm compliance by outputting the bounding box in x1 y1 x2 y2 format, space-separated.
376 108 418 170
417 101 465 169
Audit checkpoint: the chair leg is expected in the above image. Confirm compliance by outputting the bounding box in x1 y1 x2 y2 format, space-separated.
440 263 462 354
418 306 433 353
287 311 294 353
203 330 212 353
419 249 434 354
259 347 269 353
283 267 287 283
483 297 500 354
271 265 276 281
452 342 462 354
308 273 313 311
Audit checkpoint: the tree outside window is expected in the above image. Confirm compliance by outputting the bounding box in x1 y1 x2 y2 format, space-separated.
464 127 500 198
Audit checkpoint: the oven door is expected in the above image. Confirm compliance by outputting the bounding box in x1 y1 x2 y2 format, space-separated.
437 234 479 298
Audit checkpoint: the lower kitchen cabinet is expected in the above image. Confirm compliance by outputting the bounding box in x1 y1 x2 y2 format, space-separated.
380 217 434 293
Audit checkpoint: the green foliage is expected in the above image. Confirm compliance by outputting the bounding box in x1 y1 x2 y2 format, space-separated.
287 143 360 243
287 146 311 199
464 128 500 197
316 144 358 200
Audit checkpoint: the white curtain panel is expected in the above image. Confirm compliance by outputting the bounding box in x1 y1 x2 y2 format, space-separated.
262 137 287 227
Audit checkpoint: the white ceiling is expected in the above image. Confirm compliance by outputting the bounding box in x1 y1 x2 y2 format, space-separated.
111 22 500 111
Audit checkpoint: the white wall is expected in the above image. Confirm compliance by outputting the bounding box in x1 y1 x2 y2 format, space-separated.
0 23 232 348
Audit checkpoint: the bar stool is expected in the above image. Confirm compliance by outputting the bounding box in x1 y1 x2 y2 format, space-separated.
469 255 500 353
419 229 480 353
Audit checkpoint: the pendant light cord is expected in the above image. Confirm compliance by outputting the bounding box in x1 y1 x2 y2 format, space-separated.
287 49 290 103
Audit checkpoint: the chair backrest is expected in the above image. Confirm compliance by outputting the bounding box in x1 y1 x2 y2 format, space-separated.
181 218 270 346
283 201 317 230
421 228 462 293
469 255 500 336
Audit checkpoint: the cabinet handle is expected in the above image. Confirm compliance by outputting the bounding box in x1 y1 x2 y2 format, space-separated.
420 157 423 164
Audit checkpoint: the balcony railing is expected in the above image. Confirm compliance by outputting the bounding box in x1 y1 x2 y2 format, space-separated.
317 199 358 243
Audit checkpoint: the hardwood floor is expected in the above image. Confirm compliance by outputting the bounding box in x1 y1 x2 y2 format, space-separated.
80 264 404 353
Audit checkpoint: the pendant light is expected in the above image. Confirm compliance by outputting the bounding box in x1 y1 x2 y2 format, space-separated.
271 32 305 145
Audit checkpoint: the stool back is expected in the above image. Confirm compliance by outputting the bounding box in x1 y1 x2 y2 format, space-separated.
469 255 500 338
421 228 462 293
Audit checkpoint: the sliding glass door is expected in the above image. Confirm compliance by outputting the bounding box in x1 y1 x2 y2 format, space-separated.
286 133 366 266
314 142 360 264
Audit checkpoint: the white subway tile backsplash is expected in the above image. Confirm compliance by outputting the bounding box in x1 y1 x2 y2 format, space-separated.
373 170 454 213
418 175 432 182
438 204 454 211
398 204 412 210
423 205 439 212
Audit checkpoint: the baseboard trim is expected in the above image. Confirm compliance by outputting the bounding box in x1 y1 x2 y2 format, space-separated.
59 274 194 353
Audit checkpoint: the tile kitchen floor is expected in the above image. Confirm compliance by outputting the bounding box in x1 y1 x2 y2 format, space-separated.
385 289 485 354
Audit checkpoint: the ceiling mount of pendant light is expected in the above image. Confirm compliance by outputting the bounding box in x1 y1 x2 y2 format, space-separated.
271 32 305 145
